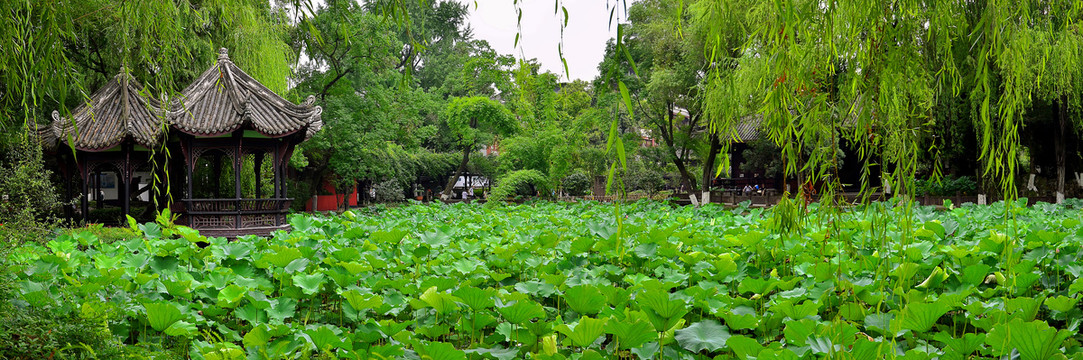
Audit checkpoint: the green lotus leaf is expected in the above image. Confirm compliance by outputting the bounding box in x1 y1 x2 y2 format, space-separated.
331 248 361 262
895 300 952 333
674 320 730 353
415 341 466 360
236 303 268 324
266 298 297 324
1045 295 1079 313
305 325 350 351
284 258 310 274
771 300 820 320
464 347 519 360
721 306 760 330
371 228 409 244
727 334 763 359
263 245 302 268
143 301 185 332
986 318 1073 360
605 317 657 350
164 320 197 337
452 258 482 274
637 288 690 332
916 266 948 290
564 285 607 315
554 316 607 348
242 325 273 348
216 284 247 308
453 286 496 310
497 300 545 324
292 272 326 296
341 289 383 311
418 286 461 314
1005 296 1045 321
220 242 252 260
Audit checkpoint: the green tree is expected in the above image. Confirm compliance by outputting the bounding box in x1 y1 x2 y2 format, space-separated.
440 96 516 198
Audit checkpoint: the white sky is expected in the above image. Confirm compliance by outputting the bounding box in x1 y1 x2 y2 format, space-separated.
463 0 626 82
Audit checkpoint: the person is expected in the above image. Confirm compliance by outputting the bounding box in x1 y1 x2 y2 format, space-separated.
754 184 761 195
742 184 753 195
461 189 469 202
468 187 474 199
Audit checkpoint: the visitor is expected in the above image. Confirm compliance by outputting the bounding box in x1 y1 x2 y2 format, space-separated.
742 184 753 195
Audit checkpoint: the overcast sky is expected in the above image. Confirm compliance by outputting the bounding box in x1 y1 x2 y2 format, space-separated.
463 0 626 82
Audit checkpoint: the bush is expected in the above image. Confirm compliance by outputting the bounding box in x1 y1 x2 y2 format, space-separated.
373 179 405 203
490 170 550 201
0 139 62 243
627 168 665 195
561 172 591 196
914 175 978 196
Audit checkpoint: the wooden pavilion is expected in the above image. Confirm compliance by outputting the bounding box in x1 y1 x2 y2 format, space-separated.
40 48 322 237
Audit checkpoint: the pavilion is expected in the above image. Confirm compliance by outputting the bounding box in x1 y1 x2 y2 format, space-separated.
40 48 322 237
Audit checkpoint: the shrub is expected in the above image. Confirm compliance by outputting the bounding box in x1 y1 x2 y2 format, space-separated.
373 179 405 203
490 170 550 201
0 139 62 244
914 175 978 196
561 172 591 196
627 168 665 196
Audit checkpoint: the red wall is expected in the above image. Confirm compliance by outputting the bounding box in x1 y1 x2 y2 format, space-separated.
305 180 357 211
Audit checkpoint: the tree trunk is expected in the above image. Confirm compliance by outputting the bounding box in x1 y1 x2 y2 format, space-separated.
1057 95 1067 200
657 106 699 193
701 132 722 192
674 155 699 193
442 146 471 200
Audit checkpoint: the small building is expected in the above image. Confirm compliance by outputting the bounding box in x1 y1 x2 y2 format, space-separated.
40 48 322 237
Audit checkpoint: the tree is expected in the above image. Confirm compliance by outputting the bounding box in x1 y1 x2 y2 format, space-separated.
440 96 516 199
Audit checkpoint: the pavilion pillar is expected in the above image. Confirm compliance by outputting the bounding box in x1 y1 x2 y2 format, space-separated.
234 134 243 230
121 143 131 218
272 144 281 198
254 152 265 198
212 154 223 198
234 135 243 199
81 166 89 224
94 169 103 210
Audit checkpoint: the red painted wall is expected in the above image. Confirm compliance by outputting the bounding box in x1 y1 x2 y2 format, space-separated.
305 180 358 211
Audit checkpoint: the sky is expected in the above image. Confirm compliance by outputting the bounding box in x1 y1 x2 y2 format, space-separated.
463 0 626 82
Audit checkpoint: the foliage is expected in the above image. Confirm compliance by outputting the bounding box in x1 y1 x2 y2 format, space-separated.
0 138 61 243
489 169 550 201
373 179 406 203
626 165 665 196
914 175 979 197
561 172 592 197
7 201 1083 358
740 138 784 178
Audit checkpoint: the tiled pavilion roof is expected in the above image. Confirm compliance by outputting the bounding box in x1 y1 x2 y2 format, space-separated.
41 48 323 151
43 69 168 151
173 48 322 138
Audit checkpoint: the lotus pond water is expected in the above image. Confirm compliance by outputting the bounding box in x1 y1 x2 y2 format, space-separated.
7 199 1083 359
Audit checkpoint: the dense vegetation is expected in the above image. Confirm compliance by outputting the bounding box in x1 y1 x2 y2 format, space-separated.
4 201 1083 358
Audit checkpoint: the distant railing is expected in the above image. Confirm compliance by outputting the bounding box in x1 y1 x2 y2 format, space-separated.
181 198 292 236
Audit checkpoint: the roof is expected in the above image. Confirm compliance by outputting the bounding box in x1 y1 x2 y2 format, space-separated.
173 48 322 138
44 70 168 151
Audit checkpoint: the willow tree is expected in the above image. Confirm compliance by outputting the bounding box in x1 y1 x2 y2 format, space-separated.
693 0 1083 203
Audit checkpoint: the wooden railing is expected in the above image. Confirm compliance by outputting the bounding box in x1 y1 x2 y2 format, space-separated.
181 198 292 237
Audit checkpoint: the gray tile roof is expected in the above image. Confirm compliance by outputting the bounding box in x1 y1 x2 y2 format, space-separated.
173 48 322 139
41 48 323 151
44 69 168 151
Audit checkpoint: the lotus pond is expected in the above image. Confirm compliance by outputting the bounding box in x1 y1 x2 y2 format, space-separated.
7 199 1083 359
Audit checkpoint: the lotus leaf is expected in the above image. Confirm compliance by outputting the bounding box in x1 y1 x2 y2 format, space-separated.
674 320 730 353
554 316 607 348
